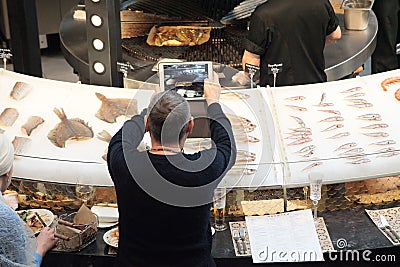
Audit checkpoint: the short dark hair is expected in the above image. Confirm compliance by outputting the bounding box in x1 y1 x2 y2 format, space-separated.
147 90 190 144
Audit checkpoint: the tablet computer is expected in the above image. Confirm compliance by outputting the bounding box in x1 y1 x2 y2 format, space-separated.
158 61 213 97
158 61 212 137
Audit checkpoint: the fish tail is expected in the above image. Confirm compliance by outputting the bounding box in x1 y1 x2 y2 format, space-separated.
53 108 67 121
95 92 107 101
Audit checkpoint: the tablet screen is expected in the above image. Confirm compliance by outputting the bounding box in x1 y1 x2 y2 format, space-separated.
159 61 212 96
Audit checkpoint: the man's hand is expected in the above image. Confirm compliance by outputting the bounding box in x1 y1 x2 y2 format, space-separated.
204 71 221 106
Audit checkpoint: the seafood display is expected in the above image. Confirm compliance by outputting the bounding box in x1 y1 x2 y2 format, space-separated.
48 108 93 148
10 81 32 100
95 93 138 123
0 108 19 127
2 66 400 188
21 116 44 136
12 136 31 154
274 74 400 182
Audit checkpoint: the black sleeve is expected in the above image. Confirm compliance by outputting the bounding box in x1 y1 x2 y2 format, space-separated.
243 8 272 55
325 0 339 35
107 109 147 179
207 102 237 174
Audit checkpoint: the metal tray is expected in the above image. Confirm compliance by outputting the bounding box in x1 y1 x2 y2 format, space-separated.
341 0 375 30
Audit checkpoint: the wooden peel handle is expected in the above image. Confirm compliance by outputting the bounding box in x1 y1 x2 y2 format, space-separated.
54 232 70 241
58 219 74 227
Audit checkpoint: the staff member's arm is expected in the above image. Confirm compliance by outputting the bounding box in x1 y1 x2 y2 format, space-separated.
325 1 341 45
242 50 261 72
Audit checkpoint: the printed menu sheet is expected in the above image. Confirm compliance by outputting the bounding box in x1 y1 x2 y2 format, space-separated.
245 209 324 263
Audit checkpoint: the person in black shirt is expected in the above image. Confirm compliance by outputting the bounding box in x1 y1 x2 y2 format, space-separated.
107 73 236 267
241 0 341 87
371 0 400 73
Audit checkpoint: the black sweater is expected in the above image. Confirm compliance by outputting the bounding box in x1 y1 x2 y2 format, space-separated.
107 103 236 267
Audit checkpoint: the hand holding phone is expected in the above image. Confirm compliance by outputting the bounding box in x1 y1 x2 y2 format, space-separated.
204 71 221 106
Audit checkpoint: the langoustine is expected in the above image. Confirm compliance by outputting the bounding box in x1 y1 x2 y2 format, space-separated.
380 76 400 101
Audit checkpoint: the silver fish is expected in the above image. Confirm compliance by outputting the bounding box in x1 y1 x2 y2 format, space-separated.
317 109 341 115
239 135 260 143
339 147 364 156
327 132 350 139
285 134 310 140
318 102 334 107
285 96 306 101
362 132 389 137
341 87 363 93
375 147 395 153
370 140 396 146
236 151 257 163
301 162 322 171
287 137 312 146
376 151 400 158
286 131 312 136
233 134 260 143
320 116 344 122
345 98 369 104
322 124 344 132
347 158 371 164
290 116 306 128
286 105 307 111
357 113 381 121
345 92 366 98
288 127 312 132
334 142 358 151
349 103 373 108
361 123 389 129
301 150 315 158
346 154 367 160
295 145 316 154
228 168 257 176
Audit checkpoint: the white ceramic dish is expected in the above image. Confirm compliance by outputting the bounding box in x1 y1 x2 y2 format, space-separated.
103 227 119 248
98 221 118 229
17 209 54 234
91 206 119 223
